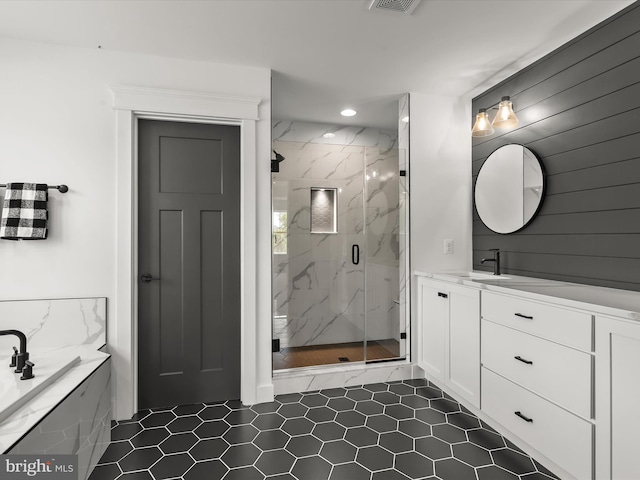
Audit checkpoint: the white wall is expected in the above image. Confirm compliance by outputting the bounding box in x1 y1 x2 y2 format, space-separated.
409 92 473 274
0 39 115 299
0 38 476 417
409 92 473 363
0 37 272 418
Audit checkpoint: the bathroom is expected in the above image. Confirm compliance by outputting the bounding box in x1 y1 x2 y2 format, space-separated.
0 1 639 479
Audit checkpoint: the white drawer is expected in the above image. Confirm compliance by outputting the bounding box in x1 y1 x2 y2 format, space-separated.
482 291 592 351
482 320 592 418
482 368 593 480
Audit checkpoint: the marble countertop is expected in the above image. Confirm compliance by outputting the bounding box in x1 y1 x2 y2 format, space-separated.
0 345 110 453
415 270 640 322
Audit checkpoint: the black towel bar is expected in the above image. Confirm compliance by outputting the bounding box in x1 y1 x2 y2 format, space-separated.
0 184 68 193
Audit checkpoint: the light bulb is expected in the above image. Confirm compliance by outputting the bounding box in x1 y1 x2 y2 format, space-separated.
471 109 494 137
492 96 518 129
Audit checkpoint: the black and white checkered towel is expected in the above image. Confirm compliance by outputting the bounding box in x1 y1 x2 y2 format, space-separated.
0 183 49 240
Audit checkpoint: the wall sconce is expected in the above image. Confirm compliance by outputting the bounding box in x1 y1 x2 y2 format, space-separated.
471 108 494 137
471 96 519 137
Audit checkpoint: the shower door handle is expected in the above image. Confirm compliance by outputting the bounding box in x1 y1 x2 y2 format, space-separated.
352 244 360 265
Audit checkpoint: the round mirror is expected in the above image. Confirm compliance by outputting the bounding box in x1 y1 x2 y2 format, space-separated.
474 144 545 234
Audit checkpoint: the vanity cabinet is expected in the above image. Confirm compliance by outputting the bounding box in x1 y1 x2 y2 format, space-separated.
481 291 594 480
417 277 480 408
595 315 640 480
417 272 640 480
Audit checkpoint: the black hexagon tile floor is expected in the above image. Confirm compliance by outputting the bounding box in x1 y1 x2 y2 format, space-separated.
89 379 560 480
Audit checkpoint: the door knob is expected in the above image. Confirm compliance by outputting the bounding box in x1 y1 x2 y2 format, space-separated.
140 273 159 283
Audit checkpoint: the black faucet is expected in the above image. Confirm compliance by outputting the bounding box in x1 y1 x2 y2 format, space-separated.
481 248 501 276
0 329 30 374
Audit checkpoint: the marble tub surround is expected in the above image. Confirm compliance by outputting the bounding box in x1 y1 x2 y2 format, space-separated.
0 346 110 453
416 271 640 320
0 350 80 425
6 351 111 480
272 139 402 350
0 297 111 480
0 297 106 352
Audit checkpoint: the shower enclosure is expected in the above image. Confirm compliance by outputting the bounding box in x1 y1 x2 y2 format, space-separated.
271 106 409 371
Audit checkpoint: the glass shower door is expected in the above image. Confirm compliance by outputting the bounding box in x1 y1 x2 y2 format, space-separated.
364 145 406 362
272 141 366 369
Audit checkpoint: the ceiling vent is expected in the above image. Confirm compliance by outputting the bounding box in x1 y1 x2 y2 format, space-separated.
368 0 422 15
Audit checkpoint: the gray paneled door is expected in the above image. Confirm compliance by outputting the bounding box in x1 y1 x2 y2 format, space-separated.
138 119 241 410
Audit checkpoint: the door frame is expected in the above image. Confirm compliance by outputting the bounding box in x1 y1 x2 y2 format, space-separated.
111 85 269 419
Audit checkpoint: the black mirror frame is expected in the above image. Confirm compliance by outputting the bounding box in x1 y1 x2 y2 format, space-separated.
474 143 546 235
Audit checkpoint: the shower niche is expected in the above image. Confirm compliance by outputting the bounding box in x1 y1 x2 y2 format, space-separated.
271 95 410 371
310 188 338 234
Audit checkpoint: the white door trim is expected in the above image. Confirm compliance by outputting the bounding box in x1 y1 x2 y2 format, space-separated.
111 85 263 419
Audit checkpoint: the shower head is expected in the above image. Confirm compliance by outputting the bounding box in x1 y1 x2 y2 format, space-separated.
271 150 286 173
273 150 285 163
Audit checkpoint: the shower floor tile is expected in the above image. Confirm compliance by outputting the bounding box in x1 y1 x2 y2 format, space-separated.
273 339 400 370
88 379 560 480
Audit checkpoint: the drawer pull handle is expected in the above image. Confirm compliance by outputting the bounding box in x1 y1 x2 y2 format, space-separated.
514 411 533 423
514 313 533 320
438 292 448 298
514 355 533 365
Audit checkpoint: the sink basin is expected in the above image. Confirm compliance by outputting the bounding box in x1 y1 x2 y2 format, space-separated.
0 352 81 425
455 271 511 280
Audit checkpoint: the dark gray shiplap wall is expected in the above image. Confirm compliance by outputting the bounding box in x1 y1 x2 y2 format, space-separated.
472 2 640 291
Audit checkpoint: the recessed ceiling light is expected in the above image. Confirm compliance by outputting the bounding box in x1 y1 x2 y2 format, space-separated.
341 109 357 117
322 132 336 138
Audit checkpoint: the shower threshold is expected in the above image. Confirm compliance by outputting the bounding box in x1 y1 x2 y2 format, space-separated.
273 339 400 370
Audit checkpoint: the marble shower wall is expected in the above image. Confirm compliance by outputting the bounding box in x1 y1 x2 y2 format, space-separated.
273 120 397 150
272 120 400 350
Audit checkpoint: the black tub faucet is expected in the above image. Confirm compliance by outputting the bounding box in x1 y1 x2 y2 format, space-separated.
481 248 501 276
0 329 29 373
